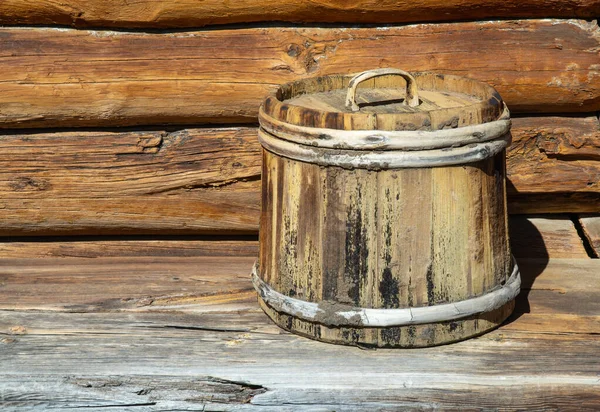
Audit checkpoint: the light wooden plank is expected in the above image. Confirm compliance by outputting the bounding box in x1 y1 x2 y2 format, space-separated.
0 258 598 410
0 256 597 332
0 238 260 258
509 215 589 258
0 0 599 28
579 215 600 257
0 21 598 129
0 216 585 259
0 256 257 312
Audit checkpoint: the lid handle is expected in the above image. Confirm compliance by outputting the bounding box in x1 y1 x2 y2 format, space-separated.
345 68 420 112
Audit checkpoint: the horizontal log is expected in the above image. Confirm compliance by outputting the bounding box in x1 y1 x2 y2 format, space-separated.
579 215 600 257
0 20 599 129
0 253 598 332
0 256 257 311
508 115 600 214
0 127 262 235
0 215 587 258
0 118 598 235
0 0 599 28
0 238 260 259
1 257 597 328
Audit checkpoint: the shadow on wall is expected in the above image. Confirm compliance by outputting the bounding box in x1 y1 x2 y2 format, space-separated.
505 216 550 324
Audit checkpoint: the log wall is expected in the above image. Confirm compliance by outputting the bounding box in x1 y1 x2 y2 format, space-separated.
0 4 597 235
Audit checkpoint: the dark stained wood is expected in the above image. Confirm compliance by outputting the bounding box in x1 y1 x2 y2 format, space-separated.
0 255 598 409
0 20 598 129
257 145 513 347
579 215 600 257
508 192 600 214
509 215 589 258
0 0 599 28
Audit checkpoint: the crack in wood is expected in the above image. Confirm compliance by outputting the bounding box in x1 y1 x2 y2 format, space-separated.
60 376 269 406
145 174 261 195
145 325 253 333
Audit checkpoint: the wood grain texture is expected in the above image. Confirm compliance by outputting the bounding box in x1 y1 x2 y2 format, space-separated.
0 215 584 260
266 70 504 131
258 148 512 347
508 115 600 194
579 215 600 256
0 20 599 129
0 256 257 312
0 256 598 410
0 256 596 327
509 215 589 258
0 238 260 258
0 119 598 236
0 127 262 235
0 0 599 28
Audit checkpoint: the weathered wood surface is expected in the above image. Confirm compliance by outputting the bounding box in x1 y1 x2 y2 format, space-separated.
0 238 260 258
507 115 600 213
0 117 598 235
265 69 504 131
0 215 586 259
258 146 512 347
508 115 600 195
510 215 589 258
0 20 599 129
0 256 256 312
0 256 596 324
579 215 600 257
0 256 598 410
1 0 599 28
0 128 261 235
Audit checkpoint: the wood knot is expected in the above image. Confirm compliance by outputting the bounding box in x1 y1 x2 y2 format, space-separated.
286 43 302 57
9 325 27 335
9 176 52 192
137 135 163 153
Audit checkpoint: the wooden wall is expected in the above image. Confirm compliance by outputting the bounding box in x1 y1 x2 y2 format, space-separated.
0 3 598 236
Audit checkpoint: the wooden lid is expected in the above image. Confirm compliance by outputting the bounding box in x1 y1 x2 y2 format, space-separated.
261 69 504 131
